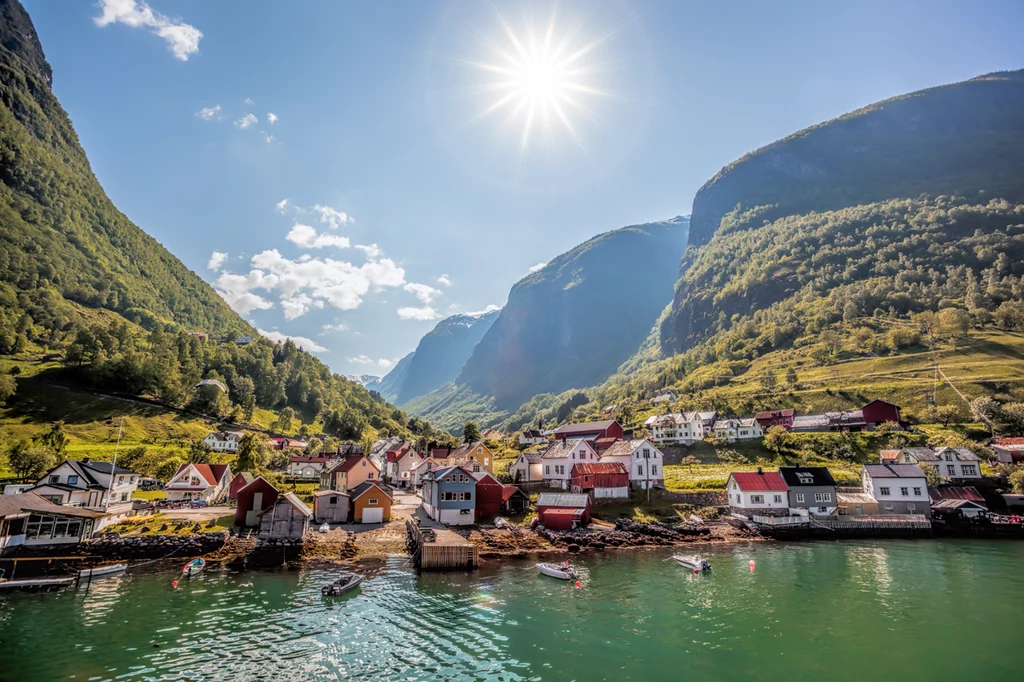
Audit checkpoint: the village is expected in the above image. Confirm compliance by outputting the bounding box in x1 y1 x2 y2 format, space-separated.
2 396 1024 586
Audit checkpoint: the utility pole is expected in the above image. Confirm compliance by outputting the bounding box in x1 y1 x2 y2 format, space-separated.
105 417 124 512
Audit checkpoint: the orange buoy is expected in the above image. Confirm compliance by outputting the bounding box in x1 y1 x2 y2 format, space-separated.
574 580 581 588
749 560 755 571
694 568 699 574
172 580 178 588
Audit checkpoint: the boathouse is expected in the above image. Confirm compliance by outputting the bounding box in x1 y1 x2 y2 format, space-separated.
312 490 350 524
257 492 311 539
234 476 279 527
536 492 591 530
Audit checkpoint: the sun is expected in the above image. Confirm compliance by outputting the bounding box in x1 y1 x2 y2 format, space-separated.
468 8 609 153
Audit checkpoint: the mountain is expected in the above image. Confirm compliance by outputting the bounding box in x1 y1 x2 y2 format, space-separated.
375 352 414 403
663 70 1024 356
404 218 689 431
0 0 432 448
345 374 382 389
382 308 501 405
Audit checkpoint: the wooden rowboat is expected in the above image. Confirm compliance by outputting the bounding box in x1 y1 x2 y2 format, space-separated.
182 558 206 577
79 563 127 578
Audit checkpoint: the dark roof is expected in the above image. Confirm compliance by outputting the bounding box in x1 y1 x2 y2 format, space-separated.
519 451 543 464
863 464 925 479
929 486 985 503
521 429 545 439
778 466 837 487
754 408 795 419
79 460 137 476
350 481 393 501
552 420 618 435
0 493 105 519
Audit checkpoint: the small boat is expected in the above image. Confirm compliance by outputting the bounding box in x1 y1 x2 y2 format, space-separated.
321 574 363 597
537 562 579 580
79 563 127 578
182 558 206 577
672 555 712 572
318 522 330 533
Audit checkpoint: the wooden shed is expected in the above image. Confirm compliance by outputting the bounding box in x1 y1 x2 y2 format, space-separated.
235 476 279 527
837 492 880 516
313 490 350 524
536 492 591 530
257 492 312 538
228 472 255 501
350 481 393 524
473 472 505 521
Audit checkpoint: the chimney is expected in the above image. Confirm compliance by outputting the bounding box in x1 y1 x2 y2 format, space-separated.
757 466 763 475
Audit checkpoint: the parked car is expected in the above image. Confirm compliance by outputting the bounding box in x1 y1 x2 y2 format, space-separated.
189 500 209 508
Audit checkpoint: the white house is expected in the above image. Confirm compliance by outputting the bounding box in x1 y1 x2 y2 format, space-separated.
713 418 763 442
203 431 242 453
862 464 931 517
0 494 105 550
386 444 424 488
891 447 982 481
541 439 599 490
409 457 441 488
509 451 544 486
25 459 141 530
287 456 335 479
644 412 704 445
726 469 790 516
651 391 677 404
164 463 233 503
600 439 664 490
518 429 548 448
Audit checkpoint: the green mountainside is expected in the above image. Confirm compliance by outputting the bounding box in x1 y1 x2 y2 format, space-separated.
404 218 689 432
0 0 435 468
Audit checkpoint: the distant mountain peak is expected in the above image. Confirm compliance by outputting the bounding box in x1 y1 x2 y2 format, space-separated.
0 0 51 87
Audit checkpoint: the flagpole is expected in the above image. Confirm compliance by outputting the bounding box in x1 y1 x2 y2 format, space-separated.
106 417 124 512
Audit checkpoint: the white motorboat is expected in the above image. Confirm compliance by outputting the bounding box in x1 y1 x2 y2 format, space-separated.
672 555 712 572
79 563 127 578
537 562 579 580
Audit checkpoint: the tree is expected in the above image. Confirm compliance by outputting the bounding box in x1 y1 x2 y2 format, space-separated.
680 455 700 472
8 440 54 481
785 367 799 387
1009 466 1024 495
970 396 1001 426
118 446 147 472
763 425 790 455
888 327 920 350
938 308 972 347
0 374 15 405
758 370 777 392
273 407 295 434
187 439 213 464
875 421 910 449
922 464 944 488
235 432 268 472
306 439 323 457
39 420 68 458
935 404 963 427
463 421 481 444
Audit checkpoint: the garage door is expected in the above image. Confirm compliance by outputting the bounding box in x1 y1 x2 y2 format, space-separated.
362 507 384 523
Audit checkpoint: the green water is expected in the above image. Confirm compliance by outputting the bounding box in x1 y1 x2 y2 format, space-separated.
1 540 1021 681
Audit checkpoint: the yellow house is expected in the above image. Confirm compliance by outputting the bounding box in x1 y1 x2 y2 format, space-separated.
453 441 494 472
320 455 380 492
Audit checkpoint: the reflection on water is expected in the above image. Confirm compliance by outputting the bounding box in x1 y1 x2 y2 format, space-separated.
1 541 1023 681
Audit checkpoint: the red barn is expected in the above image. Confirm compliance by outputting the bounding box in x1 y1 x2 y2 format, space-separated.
228 472 255 500
862 400 902 428
754 408 795 430
235 476 279 527
536 492 591 530
551 420 624 443
570 462 629 499
474 472 505 521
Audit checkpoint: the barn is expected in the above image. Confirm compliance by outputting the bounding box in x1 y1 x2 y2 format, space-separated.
570 462 629 499
228 472 255 500
313 490 350 524
536 492 591 530
234 476 279 527
257 492 311 538
551 420 624 443
861 400 903 428
473 472 505 521
350 481 393 524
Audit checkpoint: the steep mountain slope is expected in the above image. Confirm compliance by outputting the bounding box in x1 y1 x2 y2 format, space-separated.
375 352 413 403
390 308 500 405
663 70 1024 356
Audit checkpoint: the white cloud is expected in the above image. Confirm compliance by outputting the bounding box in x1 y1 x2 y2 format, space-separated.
286 223 351 250
260 130 275 144
213 270 278 314
267 112 278 124
244 97 255 106
437 274 452 287
397 305 441 321
349 354 394 369
207 251 228 271
466 304 502 316
528 262 547 273
404 282 441 304
195 105 221 121
280 293 314 320
320 323 347 335
257 328 327 353
275 199 289 214
94 0 202 61
354 243 383 259
235 113 257 130
378 358 396 370
313 204 353 229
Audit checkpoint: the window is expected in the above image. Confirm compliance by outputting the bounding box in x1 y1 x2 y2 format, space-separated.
120 492 128 502
879 487 890 496
946 465 955 475
900 487 909 496
68 475 79 485
130 477 135 484
460 491 473 501
963 465 978 476
477 447 482 454
41 495 63 504
814 492 831 503
442 492 456 501
49 475 59 484
329 496 338 504
361 460 366 466
913 487 921 496
643 448 650 458
368 473 374 479
545 465 550 474
652 465 658 475
884 503 894 510
796 493 805 503
368 498 378 505
52 518 82 539
750 495 765 504
773 495 783 503
26 514 54 540
118 476 125 485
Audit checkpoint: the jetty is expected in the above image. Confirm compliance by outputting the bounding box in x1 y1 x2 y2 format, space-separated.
751 514 933 539
406 518 478 570
0 576 75 592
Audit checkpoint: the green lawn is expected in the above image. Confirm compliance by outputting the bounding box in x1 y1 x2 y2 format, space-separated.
132 489 168 500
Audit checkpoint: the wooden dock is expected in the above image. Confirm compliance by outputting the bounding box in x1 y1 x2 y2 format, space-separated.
0 576 75 592
406 519 478 570
752 514 933 539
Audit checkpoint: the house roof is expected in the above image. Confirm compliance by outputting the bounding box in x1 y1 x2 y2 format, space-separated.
448 442 486 460
263 491 311 517
0 493 105 519
992 437 1024 446
521 429 545 439
792 414 829 429
929 486 985 503
754 408 795 419
599 439 646 459
313 489 349 497
880 449 901 462
289 456 334 464
237 476 276 495
837 492 877 504
425 464 475 481
206 431 240 441
173 463 231 486
571 462 628 476
552 420 618 435
778 467 837 487
350 481 393 501
78 460 137 476
935 446 979 462
863 464 926 479
501 485 526 501
729 471 789 492
541 439 592 459
233 472 256 484
332 454 377 474
901 447 939 462
932 499 987 511
537 492 590 508
518 451 544 464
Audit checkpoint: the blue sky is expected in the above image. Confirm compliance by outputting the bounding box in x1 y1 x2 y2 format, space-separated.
26 0 1024 377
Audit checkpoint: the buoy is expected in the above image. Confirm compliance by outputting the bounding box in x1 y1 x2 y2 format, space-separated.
694 568 699 574
574 580 581 588
172 580 178 588
749 560 755 571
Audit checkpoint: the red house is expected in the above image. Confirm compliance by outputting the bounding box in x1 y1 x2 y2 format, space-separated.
228 472 255 500
754 408 795 430
234 476 279 527
551 420 624 443
570 462 629 498
861 400 902 428
536 492 591 530
474 472 505 521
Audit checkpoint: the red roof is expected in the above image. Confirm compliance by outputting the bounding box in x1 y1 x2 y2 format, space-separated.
501 485 523 501
174 463 230 486
880 449 900 462
929 486 985 503
754 408 795 419
730 471 788 492
993 437 1024 445
335 454 377 474
572 462 627 475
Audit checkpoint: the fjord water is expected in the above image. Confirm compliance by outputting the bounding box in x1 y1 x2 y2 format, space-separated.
1 541 1021 681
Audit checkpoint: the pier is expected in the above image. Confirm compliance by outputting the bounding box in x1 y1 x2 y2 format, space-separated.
406 518 478 570
751 514 934 539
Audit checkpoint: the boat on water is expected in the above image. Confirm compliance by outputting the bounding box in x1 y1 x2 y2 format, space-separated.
672 555 712 572
182 559 206 577
321 574 362 597
537 562 579 580
79 563 127 578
